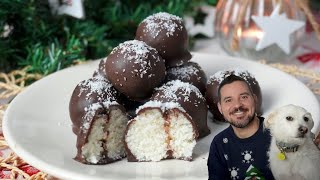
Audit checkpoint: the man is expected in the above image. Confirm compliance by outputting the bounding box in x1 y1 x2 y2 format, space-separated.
207 74 275 180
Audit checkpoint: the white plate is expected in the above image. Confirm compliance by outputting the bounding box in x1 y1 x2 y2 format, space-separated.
3 53 320 180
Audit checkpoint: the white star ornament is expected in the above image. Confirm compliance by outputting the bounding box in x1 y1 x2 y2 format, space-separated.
251 7 305 54
184 5 215 38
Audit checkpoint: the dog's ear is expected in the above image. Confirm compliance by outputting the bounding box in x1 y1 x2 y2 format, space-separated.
264 110 278 128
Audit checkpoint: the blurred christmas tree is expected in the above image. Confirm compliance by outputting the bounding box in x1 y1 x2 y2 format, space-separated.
0 0 217 75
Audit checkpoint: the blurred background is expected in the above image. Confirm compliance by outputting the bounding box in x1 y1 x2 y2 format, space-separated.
0 0 217 75
1 0 320 75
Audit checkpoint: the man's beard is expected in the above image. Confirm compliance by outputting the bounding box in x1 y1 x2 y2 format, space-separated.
230 113 255 128
224 107 256 128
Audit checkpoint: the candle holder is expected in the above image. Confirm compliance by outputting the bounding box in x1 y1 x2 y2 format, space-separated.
215 0 306 62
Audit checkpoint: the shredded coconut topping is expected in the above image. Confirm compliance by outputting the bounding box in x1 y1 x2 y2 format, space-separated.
141 12 183 38
208 68 256 84
77 77 118 102
76 77 121 133
81 102 103 132
98 58 107 72
136 100 186 114
153 80 204 107
110 40 162 78
167 63 201 81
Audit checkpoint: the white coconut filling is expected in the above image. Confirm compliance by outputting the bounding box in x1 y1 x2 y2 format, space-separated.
105 108 128 159
168 110 196 159
81 108 128 164
81 117 106 163
126 109 167 161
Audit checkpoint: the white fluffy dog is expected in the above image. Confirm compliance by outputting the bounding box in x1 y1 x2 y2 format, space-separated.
264 104 320 180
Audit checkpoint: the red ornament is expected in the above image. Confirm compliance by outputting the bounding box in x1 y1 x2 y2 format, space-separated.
19 165 40 176
297 53 320 63
0 170 12 179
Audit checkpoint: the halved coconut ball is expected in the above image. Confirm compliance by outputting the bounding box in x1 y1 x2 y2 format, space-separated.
75 102 128 164
151 80 210 138
125 101 198 162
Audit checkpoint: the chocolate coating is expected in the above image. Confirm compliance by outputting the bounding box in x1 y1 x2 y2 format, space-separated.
166 61 207 95
104 40 166 101
118 93 147 119
135 12 191 67
205 69 262 122
124 119 140 162
93 58 108 78
151 80 210 138
75 104 127 164
69 76 120 135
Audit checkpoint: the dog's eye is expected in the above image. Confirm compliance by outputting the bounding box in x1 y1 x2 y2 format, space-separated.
286 116 293 121
303 116 309 122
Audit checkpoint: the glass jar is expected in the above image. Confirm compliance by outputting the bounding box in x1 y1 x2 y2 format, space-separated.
215 0 306 62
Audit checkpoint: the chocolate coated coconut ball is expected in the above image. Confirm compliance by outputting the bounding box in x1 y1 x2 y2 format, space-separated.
118 93 147 119
166 61 207 95
151 80 210 138
135 12 191 67
69 77 128 164
75 102 128 164
205 69 262 122
93 58 108 78
104 40 166 101
124 101 198 162
69 76 120 135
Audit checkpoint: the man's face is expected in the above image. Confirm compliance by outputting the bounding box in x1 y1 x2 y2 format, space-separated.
218 81 256 128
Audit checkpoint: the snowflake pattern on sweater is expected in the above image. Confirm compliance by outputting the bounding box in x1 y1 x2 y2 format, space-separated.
207 117 275 180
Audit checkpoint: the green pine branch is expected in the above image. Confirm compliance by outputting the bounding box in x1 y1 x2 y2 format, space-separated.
0 0 217 76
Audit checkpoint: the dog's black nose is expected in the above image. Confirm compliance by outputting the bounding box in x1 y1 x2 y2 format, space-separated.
298 126 308 134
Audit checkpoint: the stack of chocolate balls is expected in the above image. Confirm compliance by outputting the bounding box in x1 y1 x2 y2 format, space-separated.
69 12 210 164
69 12 263 164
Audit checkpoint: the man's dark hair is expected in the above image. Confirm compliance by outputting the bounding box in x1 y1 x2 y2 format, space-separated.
218 74 254 101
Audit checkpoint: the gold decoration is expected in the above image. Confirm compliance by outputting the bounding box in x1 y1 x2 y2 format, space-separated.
0 135 8 150
0 67 47 179
231 0 251 51
261 61 320 95
0 104 8 136
0 66 42 99
296 0 320 40
0 152 48 179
